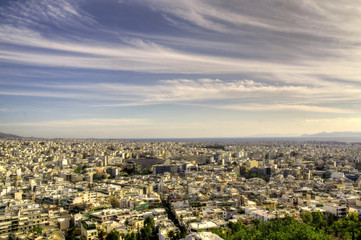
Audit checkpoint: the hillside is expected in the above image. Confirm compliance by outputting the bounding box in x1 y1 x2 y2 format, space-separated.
0 132 22 138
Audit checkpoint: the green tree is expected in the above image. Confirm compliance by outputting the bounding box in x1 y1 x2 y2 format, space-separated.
33 226 43 235
311 211 325 230
106 229 120 240
140 226 152 240
98 229 106 239
290 151 299 157
144 216 154 228
330 220 343 238
211 217 332 240
168 230 175 240
345 212 360 240
109 196 120 208
301 212 313 225
228 221 244 233
125 232 137 240
74 166 81 174
168 230 182 240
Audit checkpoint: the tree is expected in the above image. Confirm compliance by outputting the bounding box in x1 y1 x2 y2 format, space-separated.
140 226 152 240
311 211 325 230
290 151 299 157
330 220 343 238
347 212 359 222
168 230 182 240
144 216 154 229
344 212 360 240
74 166 81 174
65 226 79 240
109 196 120 208
168 230 175 240
138 217 156 240
301 212 313 225
33 226 43 235
106 229 120 240
211 218 332 240
98 229 106 239
228 221 244 233
125 232 137 240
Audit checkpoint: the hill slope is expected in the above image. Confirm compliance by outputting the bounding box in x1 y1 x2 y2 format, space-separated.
301 131 361 138
0 132 22 138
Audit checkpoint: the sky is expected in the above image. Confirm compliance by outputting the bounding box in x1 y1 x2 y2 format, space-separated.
0 0 361 138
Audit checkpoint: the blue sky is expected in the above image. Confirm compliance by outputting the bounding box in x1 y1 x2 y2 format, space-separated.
0 0 360 138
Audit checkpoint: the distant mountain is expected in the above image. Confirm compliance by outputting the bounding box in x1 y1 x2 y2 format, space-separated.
247 133 298 138
0 132 22 138
299 131 361 142
301 131 361 138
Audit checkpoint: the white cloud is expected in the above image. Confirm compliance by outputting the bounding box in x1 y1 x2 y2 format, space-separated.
0 118 149 128
1 79 358 114
142 0 361 41
305 117 361 124
1 0 96 30
0 78 313 102
0 29 303 75
0 90 91 99
1 0 361 83
1 0 361 137
1 24 361 87
217 104 353 114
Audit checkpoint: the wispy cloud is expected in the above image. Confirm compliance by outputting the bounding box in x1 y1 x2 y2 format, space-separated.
1 0 96 30
142 0 361 41
1 24 361 87
0 29 303 75
1 0 361 137
0 90 91 99
216 104 353 114
305 117 361 124
1 79 358 114
1 0 361 84
0 118 149 128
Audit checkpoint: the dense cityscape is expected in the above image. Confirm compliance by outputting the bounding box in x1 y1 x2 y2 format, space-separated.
1 138 361 239
1 0 361 239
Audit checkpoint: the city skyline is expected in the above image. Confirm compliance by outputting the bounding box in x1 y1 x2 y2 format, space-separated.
0 0 361 138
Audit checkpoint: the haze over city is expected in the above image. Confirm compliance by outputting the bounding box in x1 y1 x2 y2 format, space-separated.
0 0 361 138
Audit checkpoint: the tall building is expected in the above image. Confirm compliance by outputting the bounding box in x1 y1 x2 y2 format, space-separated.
103 156 108 167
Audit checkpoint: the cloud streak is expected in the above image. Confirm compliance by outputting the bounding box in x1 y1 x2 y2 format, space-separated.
217 104 353 114
142 0 361 42
1 0 361 85
0 29 305 75
1 79 358 114
1 25 361 87
1 0 361 137
0 118 149 128
1 0 96 30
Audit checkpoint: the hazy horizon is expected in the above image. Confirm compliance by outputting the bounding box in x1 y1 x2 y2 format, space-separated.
1 0 361 138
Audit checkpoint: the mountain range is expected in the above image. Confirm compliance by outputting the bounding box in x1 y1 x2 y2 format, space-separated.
301 131 361 138
0 132 22 138
0 131 360 141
